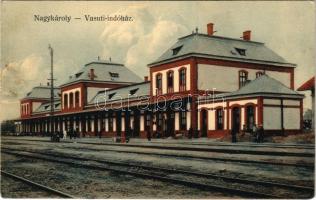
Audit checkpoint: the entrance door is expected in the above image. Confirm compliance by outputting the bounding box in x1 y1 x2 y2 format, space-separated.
166 111 175 137
201 109 208 137
116 112 122 137
133 110 140 137
232 107 241 132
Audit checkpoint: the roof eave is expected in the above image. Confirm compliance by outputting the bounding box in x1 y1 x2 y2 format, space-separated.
148 53 296 68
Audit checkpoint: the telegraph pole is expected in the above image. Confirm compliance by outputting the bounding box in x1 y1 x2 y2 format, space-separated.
48 45 54 134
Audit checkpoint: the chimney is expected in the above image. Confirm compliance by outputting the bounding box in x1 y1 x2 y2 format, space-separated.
144 76 148 82
207 23 214 36
89 68 95 80
243 30 251 41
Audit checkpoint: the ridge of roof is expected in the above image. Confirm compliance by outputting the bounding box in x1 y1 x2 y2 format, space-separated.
178 33 264 45
84 60 124 67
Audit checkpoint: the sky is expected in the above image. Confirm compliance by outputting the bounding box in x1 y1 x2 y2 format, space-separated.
1 1 315 121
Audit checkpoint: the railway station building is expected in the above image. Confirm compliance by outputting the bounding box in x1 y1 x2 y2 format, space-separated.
16 23 305 139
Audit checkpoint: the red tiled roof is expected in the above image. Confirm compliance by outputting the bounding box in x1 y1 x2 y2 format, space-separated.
297 76 315 91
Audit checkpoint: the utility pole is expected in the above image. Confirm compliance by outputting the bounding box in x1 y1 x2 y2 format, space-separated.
48 44 54 134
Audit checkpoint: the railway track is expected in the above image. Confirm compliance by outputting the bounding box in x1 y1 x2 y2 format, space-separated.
2 141 314 169
2 147 314 198
1 170 75 198
2 138 314 157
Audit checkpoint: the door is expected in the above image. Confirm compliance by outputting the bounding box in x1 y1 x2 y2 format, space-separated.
166 110 175 137
116 112 122 137
232 107 241 132
201 109 208 137
133 110 140 137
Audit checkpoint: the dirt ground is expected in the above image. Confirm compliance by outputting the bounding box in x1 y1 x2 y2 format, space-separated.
1 136 314 198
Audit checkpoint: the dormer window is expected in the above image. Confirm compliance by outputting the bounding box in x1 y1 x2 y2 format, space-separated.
75 72 83 78
109 72 119 78
235 48 246 56
109 92 116 99
172 46 183 56
130 88 139 95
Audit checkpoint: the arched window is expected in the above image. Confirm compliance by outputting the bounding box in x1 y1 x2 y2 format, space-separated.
256 71 264 78
216 108 224 130
69 93 74 108
246 105 255 131
75 91 80 107
156 73 162 95
179 68 186 92
64 93 68 109
167 71 174 93
239 70 248 88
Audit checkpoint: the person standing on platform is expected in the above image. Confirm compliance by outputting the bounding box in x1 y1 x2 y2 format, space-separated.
147 129 151 141
231 126 237 143
257 124 264 143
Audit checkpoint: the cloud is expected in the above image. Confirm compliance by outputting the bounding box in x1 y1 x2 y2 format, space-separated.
99 5 189 76
1 55 46 100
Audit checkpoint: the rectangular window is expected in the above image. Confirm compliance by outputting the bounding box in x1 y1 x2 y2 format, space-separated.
157 112 162 131
180 111 187 130
239 70 248 88
179 69 186 91
216 109 224 130
108 117 113 132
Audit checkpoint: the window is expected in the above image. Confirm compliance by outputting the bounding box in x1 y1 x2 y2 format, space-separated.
156 74 162 95
235 48 246 56
256 71 264 78
87 118 91 132
63 93 68 108
109 72 119 78
109 92 116 99
167 71 174 93
44 105 49 110
239 70 248 88
246 105 255 130
179 111 187 130
55 103 60 108
179 68 186 91
145 112 151 129
216 108 224 130
157 112 163 131
75 72 83 78
75 91 80 107
172 46 183 56
69 92 74 108
108 113 113 132
130 88 139 95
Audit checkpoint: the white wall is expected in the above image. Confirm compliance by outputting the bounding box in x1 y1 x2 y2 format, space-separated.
284 108 300 129
263 107 281 130
32 102 42 112
198 64 291 92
